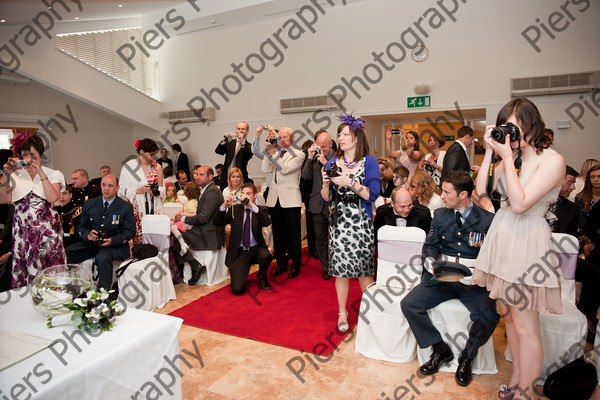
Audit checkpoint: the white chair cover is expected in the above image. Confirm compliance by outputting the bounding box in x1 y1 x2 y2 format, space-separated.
376 226 425 290
505 233 587 381
417 299 498 374
162 202 183 220
355 226 425 362
118 215 176 311
183 248 229 286
78 258 119 287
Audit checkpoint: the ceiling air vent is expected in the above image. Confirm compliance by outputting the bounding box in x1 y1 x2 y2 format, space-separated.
160 108 216 124
511 71 599 97
280 95 341 114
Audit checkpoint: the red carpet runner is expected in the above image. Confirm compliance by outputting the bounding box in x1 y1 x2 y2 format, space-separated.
169 249 363 356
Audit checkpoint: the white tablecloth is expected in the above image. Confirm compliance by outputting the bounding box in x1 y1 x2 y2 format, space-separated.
0 288 184 399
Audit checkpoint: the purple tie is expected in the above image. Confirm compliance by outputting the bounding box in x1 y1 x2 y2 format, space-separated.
242 208 251 248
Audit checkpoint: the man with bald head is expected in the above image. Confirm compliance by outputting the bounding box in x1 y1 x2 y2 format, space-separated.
262 126 305 279
302 129 336 279
374 186 432 240
66 174 136 290
173 165 225 285
215 121 254 190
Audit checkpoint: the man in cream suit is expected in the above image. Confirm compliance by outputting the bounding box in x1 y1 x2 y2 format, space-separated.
262 127 305 279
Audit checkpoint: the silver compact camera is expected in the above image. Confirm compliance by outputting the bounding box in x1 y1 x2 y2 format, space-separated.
15 160 30 169
313 145 321 151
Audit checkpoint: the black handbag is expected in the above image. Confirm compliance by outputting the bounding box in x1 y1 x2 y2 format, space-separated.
543 354 597 399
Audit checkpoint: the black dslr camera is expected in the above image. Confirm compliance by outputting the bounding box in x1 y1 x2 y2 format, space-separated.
325 164 341 178
96 230 107 245
149 182 161 197
491 123 521 144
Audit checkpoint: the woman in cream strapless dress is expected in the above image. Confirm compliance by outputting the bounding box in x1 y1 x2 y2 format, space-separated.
472 98 565 400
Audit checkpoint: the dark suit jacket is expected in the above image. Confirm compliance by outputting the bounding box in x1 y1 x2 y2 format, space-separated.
301 155 328 214
77 196 135 246
213 204 271 266
441 141 470 180
374 203 432 241
423 204 494 261
182 182 224 251
380 181 395 198
215 139 253 189
553 197 581 237
175 152 190 179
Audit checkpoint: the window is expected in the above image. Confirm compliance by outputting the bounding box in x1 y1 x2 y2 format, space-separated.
56 27 159 100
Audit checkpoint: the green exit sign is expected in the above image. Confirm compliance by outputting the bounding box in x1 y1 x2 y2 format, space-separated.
407 96 431 108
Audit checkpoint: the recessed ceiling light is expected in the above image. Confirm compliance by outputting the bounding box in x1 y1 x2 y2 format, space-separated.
118 4 123 7
75 17 79 20
0 19 6 23
211 20 216 24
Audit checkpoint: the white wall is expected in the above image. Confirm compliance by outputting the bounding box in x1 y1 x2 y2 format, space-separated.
0 79 135 179
147 0 600 177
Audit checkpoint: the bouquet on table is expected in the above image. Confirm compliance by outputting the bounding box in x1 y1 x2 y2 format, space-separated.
47 288 125 333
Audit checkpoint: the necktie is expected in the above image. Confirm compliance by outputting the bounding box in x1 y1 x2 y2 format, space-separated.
104 201 109 211
455 210 463 228
242 208 251 248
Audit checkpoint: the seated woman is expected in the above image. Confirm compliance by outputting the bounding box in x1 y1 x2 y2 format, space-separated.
378 158 395 198
222 167 244 200
164 182 179 203
170 182 200 256
408 171 444 215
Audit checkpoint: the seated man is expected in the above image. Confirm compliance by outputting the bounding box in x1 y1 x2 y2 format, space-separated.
70 168 102 206
213 183 272 295
400 171 497 387
374 186 432 241
66 175 135 290
172 166 224 285
90 165 111 188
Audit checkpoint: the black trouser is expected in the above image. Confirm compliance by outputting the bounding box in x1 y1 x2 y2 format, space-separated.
575 258 600 320
66 241 130 290
401 272 499 359
311 210 329 273
171 237 200 274
269 201 302 270
305 206 317 256
228 246 272 295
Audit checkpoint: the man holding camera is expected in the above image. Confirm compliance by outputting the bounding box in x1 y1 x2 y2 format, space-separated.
213 183 272 295
66 174 136 290
215 122 254 190
302 129 335 280
262 127 305 279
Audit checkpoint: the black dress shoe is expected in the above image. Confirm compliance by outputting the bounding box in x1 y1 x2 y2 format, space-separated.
321 272 331 280
418 347 454 375
287 268 300 279
455 356 473 386
257 272 271 290
272 265 288 276
188 263 206 285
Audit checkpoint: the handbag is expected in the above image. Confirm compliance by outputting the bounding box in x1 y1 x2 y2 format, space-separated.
543 353 597 399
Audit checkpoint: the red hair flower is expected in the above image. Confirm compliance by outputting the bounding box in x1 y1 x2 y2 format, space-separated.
134 139 140 149
10 132 32 153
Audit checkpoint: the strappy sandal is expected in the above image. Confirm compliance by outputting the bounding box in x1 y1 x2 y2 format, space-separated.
337 311 349 333
498 384 517 399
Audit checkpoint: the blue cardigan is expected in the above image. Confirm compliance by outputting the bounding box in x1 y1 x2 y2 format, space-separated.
322 154 381 217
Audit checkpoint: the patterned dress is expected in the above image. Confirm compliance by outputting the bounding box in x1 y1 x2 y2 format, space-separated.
12 193 66 288
328 160 375 278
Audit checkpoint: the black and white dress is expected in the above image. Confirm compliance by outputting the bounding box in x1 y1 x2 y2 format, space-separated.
328 160 375 278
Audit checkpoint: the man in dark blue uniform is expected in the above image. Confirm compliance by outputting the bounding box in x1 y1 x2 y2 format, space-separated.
401 171 497 387
66 174 135 290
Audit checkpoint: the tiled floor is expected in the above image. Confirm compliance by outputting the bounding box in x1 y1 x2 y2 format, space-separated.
155 273 550 400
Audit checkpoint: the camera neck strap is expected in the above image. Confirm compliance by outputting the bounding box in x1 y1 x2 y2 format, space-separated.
486 143 522 198
144 192 155 215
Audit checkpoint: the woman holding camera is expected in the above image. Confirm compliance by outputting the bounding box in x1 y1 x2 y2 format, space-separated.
0 132 66 288
119 138 164 244
385 128 423 182
222 167 244 200
472 98 565 399
321 116 380 332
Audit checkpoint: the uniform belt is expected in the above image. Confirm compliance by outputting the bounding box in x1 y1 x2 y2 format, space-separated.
440 254 477 268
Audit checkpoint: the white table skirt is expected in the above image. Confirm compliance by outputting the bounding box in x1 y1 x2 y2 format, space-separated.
0 287 183 400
